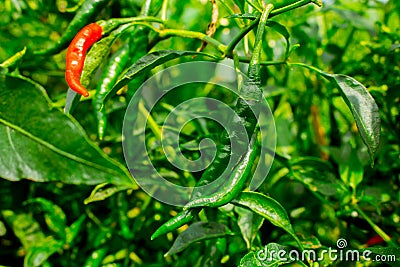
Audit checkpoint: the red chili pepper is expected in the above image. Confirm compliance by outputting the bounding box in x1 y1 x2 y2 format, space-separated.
65 23 103 97
365 235 386 246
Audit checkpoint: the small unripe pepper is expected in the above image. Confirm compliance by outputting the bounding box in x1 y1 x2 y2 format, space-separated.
65 23 103 97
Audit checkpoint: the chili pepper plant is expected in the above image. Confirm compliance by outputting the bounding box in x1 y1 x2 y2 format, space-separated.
0 0 399 266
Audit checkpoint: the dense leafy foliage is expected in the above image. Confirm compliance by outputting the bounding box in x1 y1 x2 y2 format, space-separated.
0 0 399 266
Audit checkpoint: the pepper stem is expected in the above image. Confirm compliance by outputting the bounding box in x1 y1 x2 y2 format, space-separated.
247 4 274 80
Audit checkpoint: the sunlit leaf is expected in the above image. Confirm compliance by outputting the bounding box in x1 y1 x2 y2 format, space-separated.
65 215 86 245
24 198 67 240
323 74 380 162
0 74 132 185
2 210 63 267
332 145 364 191
294 64 381 162
231 192 300 247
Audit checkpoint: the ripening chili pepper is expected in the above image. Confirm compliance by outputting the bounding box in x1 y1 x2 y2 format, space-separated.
66 17 162 98
65 23 103 97
365 235 387 246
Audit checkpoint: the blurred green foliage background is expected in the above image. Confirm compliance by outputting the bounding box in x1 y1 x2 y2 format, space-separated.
0 0 399 266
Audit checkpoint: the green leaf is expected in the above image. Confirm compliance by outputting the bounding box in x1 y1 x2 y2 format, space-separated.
2 210 63 267
24 198 67 241
0 74 132 185
65 215 86 245
199 238 226 266
290 157 350 200
0 220 6 236
329 8 375 31
2 210 45 249
334 145 364 191
235 206 264 249
323 73 380 161
83 247 108 267
231 1 245 12
165 221 233 256
104 50 217 103
239 251 264 267
292 63 381 162
231 192 301 247
266 21 290 58
24 240 63 267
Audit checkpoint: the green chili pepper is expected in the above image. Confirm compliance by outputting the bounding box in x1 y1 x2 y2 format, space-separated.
34 0 110 56
193 4 274 196
151 3 274 240
155 96 248 239
187 5 274 207
123 0 154 156
93 43 130 140
151 208 199 240
184 133 260 208
125 0 156 102
0 47 26 69
83 247 108 267
125 27 150 101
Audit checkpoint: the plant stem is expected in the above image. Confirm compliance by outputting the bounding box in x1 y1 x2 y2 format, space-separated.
138 101 162 140
289 62 324 74
226 17 260 57
238 57 287 66
159 29 227 53
225 0 321 56
250 4 274 68
233 51 243 89
271 0 321 18
353 204 396 247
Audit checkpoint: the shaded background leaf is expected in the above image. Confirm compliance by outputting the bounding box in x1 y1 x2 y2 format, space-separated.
165 221 233 256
